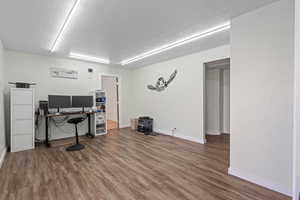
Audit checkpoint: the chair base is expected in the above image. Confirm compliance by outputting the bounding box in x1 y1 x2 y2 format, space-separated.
66 143 85 151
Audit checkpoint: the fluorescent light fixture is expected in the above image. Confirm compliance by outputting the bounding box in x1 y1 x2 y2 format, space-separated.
69 52 110 64
50 0 81 52
121 22 231 65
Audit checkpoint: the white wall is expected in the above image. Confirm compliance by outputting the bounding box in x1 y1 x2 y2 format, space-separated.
102 76 118 122
129 45 230 143
0 40 6 166
293 0 300 199
205 69 220 135
230 0 294 196
222 69 230 134
4 50 131 140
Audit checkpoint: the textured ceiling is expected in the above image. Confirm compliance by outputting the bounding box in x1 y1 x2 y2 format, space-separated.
0 0 278 66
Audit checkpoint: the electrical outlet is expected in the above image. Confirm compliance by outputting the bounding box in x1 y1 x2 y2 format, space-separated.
171 128 177 136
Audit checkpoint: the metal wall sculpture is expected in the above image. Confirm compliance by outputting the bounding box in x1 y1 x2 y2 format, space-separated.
147 70 178 92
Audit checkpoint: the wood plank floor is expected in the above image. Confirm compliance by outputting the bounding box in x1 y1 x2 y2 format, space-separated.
0 128 290 200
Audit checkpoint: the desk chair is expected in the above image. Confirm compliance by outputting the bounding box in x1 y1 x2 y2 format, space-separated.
66 117 86 151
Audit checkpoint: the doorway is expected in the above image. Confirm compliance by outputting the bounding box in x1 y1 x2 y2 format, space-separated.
101 75 119 131
203 58 230 160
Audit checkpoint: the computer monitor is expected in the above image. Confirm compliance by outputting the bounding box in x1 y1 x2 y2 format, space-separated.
48 95 72 109
72 96 93 108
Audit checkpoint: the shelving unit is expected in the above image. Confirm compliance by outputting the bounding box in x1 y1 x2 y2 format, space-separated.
94 90 107 136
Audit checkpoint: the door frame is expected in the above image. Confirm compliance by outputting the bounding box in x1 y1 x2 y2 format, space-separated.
202 58 230 143
99 73 121 129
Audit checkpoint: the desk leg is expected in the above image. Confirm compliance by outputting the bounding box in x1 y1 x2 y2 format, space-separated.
45 116 51 147
86 113 94 138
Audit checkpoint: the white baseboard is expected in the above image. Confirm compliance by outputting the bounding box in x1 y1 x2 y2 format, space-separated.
0 146 7 168
155 129 205 144
206 131 221 135
228 167 292 197
119 124 130 128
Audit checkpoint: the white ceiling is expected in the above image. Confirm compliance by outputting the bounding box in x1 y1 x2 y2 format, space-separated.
0 0 278 67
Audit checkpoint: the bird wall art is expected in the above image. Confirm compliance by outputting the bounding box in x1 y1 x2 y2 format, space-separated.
147 70 178 92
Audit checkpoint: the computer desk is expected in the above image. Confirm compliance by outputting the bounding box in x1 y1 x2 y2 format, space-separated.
45 111 97 147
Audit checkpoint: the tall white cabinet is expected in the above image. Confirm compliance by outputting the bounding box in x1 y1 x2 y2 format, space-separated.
10 88 35 152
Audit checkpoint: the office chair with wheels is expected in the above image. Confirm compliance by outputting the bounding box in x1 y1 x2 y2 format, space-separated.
66 117 86 151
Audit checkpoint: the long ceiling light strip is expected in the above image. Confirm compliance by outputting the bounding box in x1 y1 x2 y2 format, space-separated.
50 0 81 52
69 52 110 64
121 22 231 65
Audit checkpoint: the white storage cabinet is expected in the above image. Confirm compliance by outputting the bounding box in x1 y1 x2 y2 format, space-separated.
10 88 35 152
